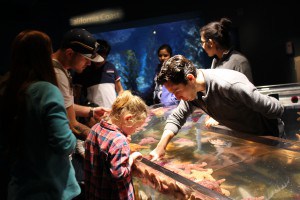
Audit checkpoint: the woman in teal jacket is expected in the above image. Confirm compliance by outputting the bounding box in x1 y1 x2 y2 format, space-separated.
0 30 80 200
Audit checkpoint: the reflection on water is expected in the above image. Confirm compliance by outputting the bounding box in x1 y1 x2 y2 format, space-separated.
131 105 300 199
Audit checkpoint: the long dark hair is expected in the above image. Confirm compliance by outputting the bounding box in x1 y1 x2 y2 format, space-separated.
1 30 57 157
200 18 233 50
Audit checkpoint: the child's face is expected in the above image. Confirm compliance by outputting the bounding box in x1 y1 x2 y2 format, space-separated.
122 119 146 136
158 49 171 64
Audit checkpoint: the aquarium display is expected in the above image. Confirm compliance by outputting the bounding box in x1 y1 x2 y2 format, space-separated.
89 16 212 103
130 104 300 199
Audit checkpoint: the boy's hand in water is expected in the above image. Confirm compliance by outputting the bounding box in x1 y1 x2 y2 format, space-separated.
149 146 165 161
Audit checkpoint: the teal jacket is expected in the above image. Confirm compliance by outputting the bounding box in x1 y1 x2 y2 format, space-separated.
7 81 80 200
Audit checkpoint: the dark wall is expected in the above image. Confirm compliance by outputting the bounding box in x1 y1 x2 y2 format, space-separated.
0 0 205 74
198 3 300 86
1 1 299 86
0 1 70 74
230 5 299 86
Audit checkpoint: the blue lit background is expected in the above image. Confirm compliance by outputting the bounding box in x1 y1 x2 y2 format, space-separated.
92 17 212 103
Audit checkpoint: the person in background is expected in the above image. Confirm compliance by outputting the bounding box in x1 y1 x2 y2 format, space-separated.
153 44 177 106
200 18 253 82
200 17 254 127
150 55 285 161
84 90 148 200
52 28 110 198
0 30 80 199
73 39 124 108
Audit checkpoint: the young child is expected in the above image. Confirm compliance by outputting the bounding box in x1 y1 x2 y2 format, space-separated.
153 44 177 105
84 90 148 200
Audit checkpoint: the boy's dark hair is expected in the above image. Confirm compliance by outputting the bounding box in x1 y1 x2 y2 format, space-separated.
156 55 197 85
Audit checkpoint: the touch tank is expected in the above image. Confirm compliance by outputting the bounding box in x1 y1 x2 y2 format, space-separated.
130 103 300 200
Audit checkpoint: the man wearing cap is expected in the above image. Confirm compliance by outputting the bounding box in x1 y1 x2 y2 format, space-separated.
52 29 110 194
52 28 109 140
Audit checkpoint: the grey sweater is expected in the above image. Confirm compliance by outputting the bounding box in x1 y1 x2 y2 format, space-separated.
165 69 284 137
211 49 253 83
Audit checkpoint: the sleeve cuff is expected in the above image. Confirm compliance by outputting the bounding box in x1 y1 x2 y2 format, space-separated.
164 122 180 135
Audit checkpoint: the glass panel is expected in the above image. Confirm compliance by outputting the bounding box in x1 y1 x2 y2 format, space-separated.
131 104 300 199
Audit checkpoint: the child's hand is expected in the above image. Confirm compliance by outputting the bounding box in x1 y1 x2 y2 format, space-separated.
126 135 132 143
131 152 142 160
129 152 143 166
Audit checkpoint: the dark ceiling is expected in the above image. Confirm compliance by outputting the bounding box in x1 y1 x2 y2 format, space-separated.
0 1 206 24
2 0 299 85
0 0 213 39
0 0 213 74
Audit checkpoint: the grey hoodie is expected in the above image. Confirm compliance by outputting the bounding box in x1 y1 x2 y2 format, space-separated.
165 69 284 137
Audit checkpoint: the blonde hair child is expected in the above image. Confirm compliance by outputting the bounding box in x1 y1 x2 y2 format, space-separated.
84 90 148 200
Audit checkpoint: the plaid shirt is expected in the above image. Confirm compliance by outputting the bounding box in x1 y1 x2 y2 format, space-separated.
84 120 134 200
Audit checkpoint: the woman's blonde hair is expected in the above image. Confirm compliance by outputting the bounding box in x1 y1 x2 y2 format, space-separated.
110 90 148 124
